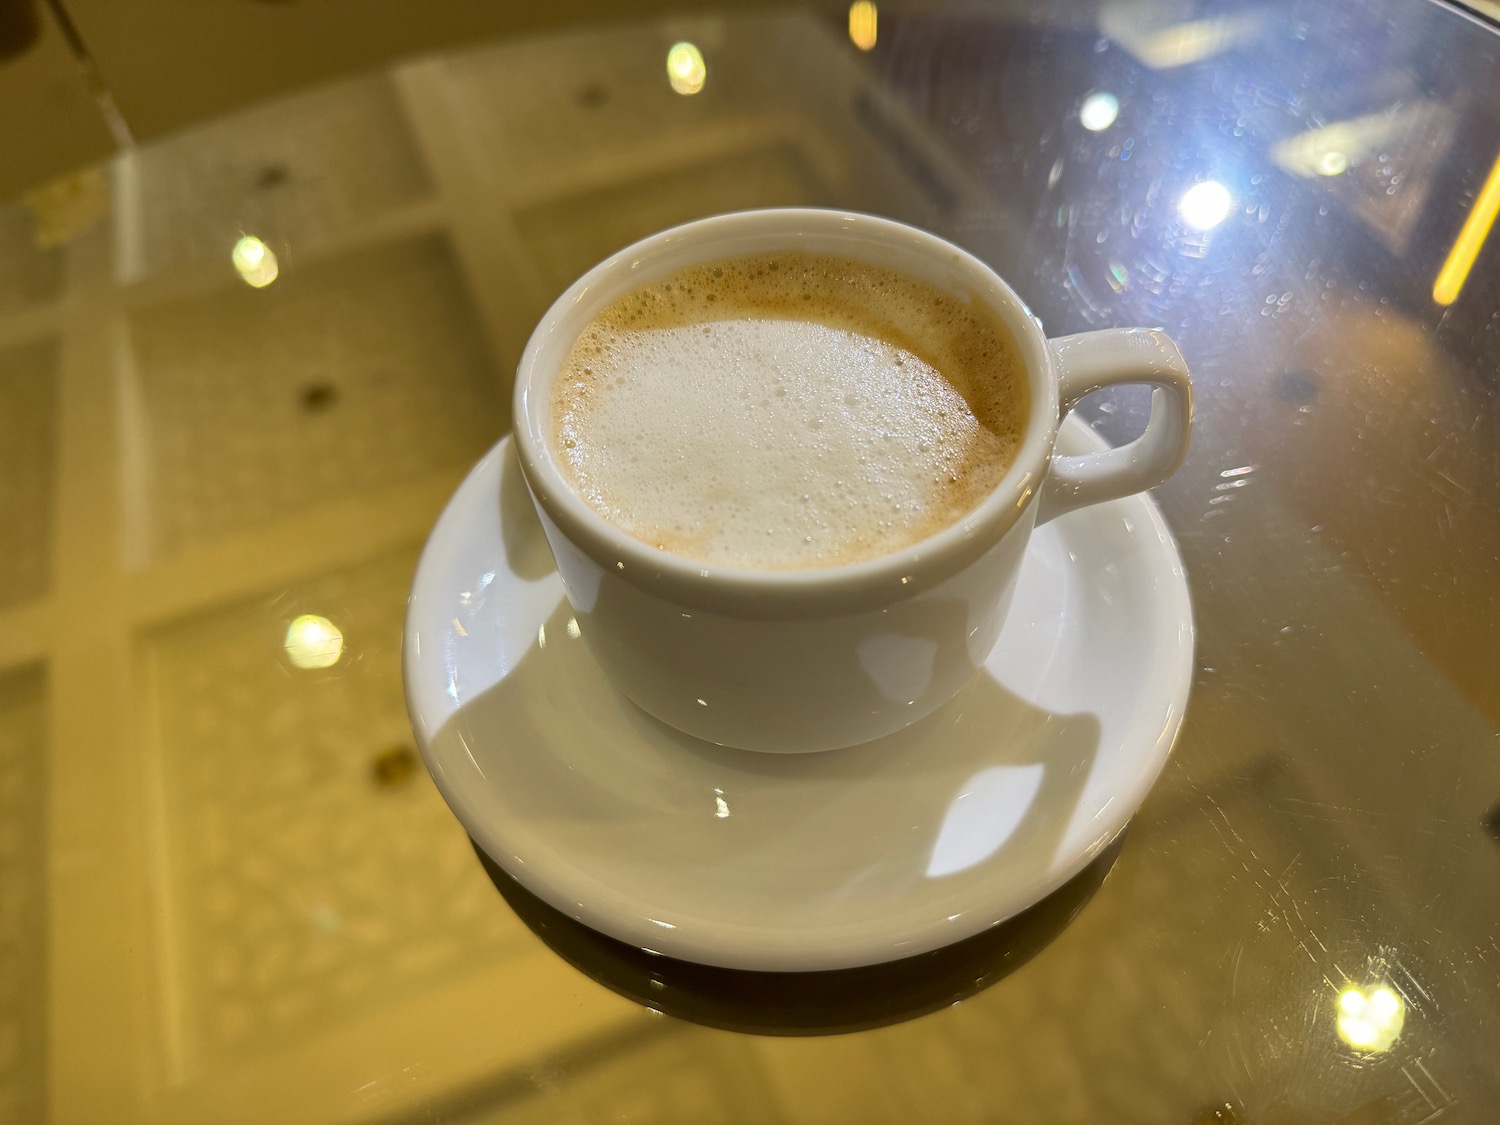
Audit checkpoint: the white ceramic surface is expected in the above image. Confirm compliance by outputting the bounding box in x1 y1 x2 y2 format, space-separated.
404 420 1193 972
513 208 1192 752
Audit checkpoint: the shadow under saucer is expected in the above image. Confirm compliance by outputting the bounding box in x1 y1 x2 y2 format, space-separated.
470 830 1125 1037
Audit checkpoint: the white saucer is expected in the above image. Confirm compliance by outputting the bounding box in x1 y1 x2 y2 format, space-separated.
404 418 1193 972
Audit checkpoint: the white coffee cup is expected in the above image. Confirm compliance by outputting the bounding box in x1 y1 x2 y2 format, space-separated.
514 209 1191 753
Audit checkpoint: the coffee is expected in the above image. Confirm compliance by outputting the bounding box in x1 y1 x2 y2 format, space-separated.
551 251 1027 570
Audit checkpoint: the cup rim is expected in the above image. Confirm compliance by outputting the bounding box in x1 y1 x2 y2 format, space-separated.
512 208 1057 615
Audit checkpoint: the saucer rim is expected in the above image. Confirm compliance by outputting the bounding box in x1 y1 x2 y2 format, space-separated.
404 419 1193 971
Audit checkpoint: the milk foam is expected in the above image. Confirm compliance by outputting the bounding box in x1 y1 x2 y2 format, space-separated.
552 252 1025 570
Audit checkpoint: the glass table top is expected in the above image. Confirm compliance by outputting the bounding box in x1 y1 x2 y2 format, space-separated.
2 1 1499 1121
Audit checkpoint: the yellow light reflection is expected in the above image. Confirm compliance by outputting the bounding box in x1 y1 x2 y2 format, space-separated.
1336 984 1404 1052
232 235 279 288
1100 6 1263 70
1269 103 1443 182
1315 150 1348 177
849 1 877 51
1433 148 1500 307
666 42 706 96
284 614 344 669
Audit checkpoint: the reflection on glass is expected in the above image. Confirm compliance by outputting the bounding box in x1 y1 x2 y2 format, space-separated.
231 235 279 288
666 42 706 96
848 1 877 52
1100 5 1262 69
1337 984 1405 1052
1315 151 1349 177
1433 149 1500 306
1079 91 1119 132
1269 104 1443 180
1178 181 1233 231
283 614 344 669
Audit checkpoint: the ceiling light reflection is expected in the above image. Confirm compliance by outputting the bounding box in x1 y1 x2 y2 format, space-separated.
1178 181 1233 231
1315 151 1349 177
284 614 344 669
1271 102 1447 182
849 1 877 51
666 42 706 96
1433 147 1500 307
1337 984 1404 1052
1079 91 1119 132
232 235 279 288
1100 6 1263 69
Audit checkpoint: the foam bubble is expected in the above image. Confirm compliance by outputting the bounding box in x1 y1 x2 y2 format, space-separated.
552 251 1026 570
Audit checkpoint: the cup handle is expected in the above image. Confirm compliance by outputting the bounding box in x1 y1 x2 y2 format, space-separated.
1036 328 1193 525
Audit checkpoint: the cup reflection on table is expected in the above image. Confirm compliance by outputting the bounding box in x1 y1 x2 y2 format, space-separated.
470 831 1125 1036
